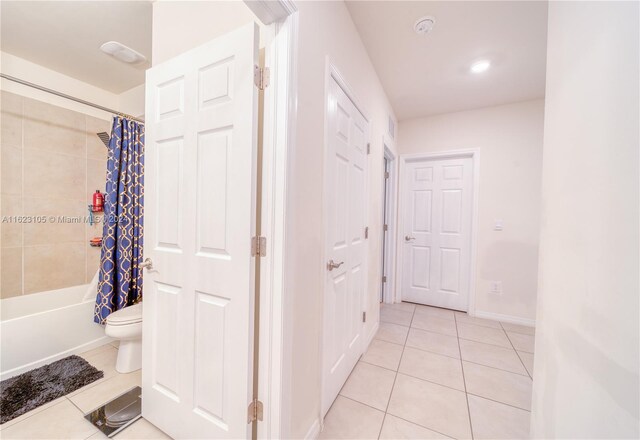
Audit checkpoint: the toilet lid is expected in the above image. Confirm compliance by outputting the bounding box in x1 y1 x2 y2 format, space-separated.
107 303 142 325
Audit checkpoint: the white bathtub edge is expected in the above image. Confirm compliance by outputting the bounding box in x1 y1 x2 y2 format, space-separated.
0 335 113 381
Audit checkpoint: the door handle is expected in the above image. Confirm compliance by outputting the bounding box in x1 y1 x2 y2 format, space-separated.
405 235 415 242
139 258 153 270
327 260 344 271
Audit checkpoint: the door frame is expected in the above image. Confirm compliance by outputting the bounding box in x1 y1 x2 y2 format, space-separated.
243 1 297 439
395 149 480 314
319 59 371 420
381 140 398 304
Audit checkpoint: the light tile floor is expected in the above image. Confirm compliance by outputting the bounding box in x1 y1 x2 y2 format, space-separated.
0 341 170 440
320 302 535 440
2 304 535 440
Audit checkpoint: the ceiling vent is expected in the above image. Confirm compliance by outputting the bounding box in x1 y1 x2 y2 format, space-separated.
100 41 147 65
414 16 436 35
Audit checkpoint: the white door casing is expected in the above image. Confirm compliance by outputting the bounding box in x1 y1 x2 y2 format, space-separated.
142 23 259 439
322 74 369 416
401 157 473 311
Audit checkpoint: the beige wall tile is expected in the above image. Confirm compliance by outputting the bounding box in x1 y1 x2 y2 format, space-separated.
86 213 104 241
23 197 86 246
1 145 22 195
24 148 86 200
23 98 86 157
86 243 101 283
5 99 113 296
1 246 22 297
86 116 111 160
24 243 85 294
87 158 107 201
1 91 23 148
1 194 23 247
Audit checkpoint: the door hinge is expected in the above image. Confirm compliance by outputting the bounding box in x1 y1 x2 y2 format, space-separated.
362 311 367 323
384 171 390 179
382 276 387 283
383 224 388 232
364 226 369 239
252 236 267 257
248 398 263 423
367 143 371 154
254 65 270 90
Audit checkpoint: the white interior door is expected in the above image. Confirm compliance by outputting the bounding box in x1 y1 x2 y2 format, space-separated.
401 157 473 311
142 23 259 439
322 76 368 416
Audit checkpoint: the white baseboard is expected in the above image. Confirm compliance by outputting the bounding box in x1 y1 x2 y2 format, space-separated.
304 418 321 440
364 321 380 351
473 310 535 327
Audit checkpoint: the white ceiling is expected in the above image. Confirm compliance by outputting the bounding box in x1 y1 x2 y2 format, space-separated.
345 1 548 120
1 1 152 94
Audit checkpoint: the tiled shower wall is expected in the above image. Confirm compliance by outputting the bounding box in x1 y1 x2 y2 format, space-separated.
0 91 109 298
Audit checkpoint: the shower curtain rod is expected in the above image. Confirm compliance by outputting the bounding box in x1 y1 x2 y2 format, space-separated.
0 73 145 124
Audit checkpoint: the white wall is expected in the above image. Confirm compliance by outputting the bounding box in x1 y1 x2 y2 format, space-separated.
398 100 544 323
531 2 639 438
0 51 145 119
151 0 263 65
285 1 397 437
118 84 145 118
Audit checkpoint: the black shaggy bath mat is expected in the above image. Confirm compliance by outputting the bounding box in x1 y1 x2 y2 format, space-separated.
0 355 103 424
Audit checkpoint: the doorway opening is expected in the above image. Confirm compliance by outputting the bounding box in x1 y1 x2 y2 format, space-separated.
380 143 397 304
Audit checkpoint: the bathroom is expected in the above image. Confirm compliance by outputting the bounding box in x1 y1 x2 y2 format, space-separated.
1 0 279 437
1 1 153 436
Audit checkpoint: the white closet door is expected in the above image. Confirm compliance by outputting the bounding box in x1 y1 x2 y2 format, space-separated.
402 157 472 311
142 23 259 439
322 77 369 416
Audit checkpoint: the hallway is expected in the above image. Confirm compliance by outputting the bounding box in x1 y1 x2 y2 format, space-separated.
320 302 535 439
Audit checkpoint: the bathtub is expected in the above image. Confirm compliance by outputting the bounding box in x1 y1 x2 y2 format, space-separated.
0 273 111 380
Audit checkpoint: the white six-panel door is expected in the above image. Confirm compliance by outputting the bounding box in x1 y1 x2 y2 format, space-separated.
142 24 259 439
322 76 368 416
401 157 473 311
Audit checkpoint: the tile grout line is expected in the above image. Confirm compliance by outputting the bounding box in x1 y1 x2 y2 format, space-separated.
339 394 385 414
381 399 457 439
377 304 415 439
455 312 475 440
340 391 465 438
361 352 530 381
380 315 530 378
380 306 535 436
0 397 67 431
501 322 534 380
465 392 532 413
66 395 88 416
401 337 530 376
352 311 534 434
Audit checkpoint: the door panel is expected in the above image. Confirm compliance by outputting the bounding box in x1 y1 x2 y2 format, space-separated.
402 157 472 311
323 77 368 416
143 23 258 439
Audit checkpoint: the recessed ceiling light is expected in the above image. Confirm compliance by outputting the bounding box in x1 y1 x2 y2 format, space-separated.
414 16 436 35
471 60 491 74
100 41 147 65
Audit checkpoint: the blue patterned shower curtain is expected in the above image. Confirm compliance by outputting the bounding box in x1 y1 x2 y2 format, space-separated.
94 117 145 324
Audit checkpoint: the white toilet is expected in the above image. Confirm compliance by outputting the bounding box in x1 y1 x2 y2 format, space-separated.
105 303 143 373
